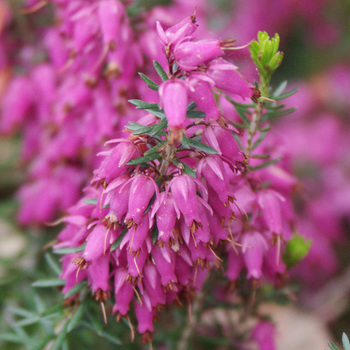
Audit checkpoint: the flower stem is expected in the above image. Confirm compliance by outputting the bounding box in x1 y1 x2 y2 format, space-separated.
246 101 263 158
159 143 176 178
176 290 205 350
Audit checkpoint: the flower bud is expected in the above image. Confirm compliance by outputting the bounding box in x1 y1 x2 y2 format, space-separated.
159 79 188 129
207 58 253 100
174 39 223 71
241 231 268 280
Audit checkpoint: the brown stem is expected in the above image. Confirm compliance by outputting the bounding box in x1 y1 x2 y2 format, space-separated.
176 290 205 350
159 143 176 178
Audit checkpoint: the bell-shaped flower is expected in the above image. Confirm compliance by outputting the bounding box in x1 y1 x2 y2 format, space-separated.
127 244 148 278
83 224 118 262
208 212 229 244
87 255 110 292
156 15 197 47
143 263 166 307
187 73 219 120
98 0 124 49
151 192 179 242
104 175 131 223
120 214 150 252
207 58 253 100
151 245 177 286
251 321 277 350
1 76 34 133
112 268 134 315
168 174 203 227
257 189 285 235
202 123 244 162
72 8 99 52
226 249 244 282
174 39 224 71
241 231 268 280
125 174 158 225
96 140 141 183
159 79 188 129
175 255 193 285
135 296 154 334
60 254 88 295
197 155 231 203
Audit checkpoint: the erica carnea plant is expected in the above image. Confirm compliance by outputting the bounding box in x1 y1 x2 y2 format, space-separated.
17 16 305 349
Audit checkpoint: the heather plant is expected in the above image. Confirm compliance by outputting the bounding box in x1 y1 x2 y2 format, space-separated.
2 1 350 350
3 17 307 349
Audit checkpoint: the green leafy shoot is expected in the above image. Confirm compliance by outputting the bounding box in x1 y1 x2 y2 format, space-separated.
32 279 65 288
128 99 159 110
138 72 159 91
153 60 169 81
53 244 86 255
250 157 282 171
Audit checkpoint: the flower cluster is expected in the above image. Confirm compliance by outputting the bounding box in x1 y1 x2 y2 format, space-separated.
54 18 297 344
1 0 208 225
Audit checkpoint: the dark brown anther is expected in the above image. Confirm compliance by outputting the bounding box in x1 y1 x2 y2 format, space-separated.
251 88 261 103
141 331 153 344
73 256 89 270
108 41 117 52
220 38 237 48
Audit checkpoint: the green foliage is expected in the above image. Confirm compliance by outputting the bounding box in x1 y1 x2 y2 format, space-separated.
283 233 312 268
250 31 283 74
250 31 284 96
327 333 350 350
153 60 169 81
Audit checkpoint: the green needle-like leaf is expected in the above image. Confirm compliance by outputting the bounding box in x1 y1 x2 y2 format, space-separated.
67 304 85 332
126 153 162 166
32 279 65 288
138 72 159 91
153 60 169 81
83 198 97 205
251 157 282 171
51 323 69 350
188 139 218 154
128 99 159 110
44 253 62 276
343 333 350 350
53 244 86 255
110 228 128 252
144 140 168 156
64 281 87 299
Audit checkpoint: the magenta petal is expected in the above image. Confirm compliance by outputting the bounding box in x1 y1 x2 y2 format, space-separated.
207 58 253 99
187 73 219 120
174 39 223 71
125 175 157 225
242 231 268 280
88 255 110 292
159 79 188 129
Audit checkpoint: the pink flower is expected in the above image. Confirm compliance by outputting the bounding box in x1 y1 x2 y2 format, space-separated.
241 231 268 280
156 16 198 47
187 73 219 120
174 39 224 71
159 79 188 129
251 321 277 350
207 58 253 100
125 174 158 225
